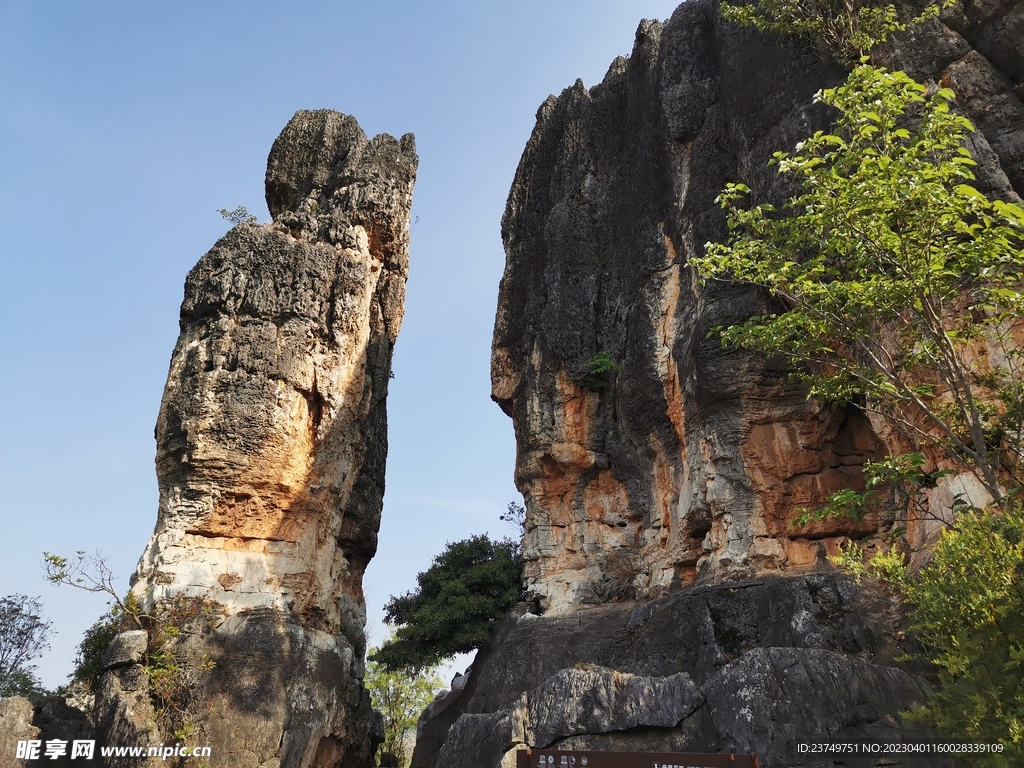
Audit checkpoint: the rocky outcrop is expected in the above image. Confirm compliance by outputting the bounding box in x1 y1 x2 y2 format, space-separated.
491 0 1024 612
94 110 416 768
1 693 92 768
417 575 948 768
423 2 1024 768
0 697 39 768
91 631 160 768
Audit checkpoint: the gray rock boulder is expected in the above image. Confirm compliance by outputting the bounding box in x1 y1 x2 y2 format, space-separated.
702 648 941 766
416 576 944 768
436 667 701 768
528 667 701 748
101 630 147 668
0 697 40 768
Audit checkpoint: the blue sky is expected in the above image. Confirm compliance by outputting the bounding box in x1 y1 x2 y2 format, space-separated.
0 0 683 688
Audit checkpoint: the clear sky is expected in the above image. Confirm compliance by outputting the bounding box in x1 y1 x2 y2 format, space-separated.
0 0 684 689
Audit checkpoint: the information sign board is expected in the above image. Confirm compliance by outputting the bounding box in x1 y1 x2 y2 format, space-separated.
516 749 760 768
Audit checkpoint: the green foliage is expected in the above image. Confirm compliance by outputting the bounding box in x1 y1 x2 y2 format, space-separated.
217 205 258 225
794 452 953 537
693 64 1024 503
45 550 220 744
72 611 130 693
836 507 1024 762
694 59 1024 762
136 595 221 742
67 593 220 740
581 350 620 391
0 595 52 699
364 639 444 767
720 0 953 64
370 535 524 670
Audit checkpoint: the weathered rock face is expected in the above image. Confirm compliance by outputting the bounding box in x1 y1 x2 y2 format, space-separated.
96 110 416 768
0 697 39 768
491 0 1024 612
424 3 1024 768
416 575 950 768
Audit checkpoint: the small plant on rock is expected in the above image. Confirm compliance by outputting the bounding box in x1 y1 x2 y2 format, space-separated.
45 550 222 748
217 205 258 225
720 0 955 64
581 350 620 392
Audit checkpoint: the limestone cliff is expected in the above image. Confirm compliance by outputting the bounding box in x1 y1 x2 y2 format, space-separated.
491 0 1024 612
97 110 416 768
413 2 1024 767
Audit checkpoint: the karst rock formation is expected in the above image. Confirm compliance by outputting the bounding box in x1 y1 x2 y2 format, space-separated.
417 1 1024 767
94 110 416 768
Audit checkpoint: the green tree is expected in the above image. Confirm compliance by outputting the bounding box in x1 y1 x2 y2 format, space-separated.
364 641 444 767
370 535 523 670
693 63 1024 505
692 61 1024 754
0 595 52 698
848 507 1024 765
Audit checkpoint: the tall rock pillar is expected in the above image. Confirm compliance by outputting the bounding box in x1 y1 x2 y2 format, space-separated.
491 0 1024 614
112 111 416 768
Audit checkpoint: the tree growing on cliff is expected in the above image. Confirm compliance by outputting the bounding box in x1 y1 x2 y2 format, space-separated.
217 205 258 225
692 63 1024 505
692 62 1024 755
370 535 523 670
43 550 145 628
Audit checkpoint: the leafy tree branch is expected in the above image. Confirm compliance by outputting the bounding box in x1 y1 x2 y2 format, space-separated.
43 551 147 628
692 63 1024 505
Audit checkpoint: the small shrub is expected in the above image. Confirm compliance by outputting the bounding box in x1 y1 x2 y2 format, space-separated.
72 612 131 693
720 0 954 64
581 351 620 391
217 206 258 225
836 506 1024 763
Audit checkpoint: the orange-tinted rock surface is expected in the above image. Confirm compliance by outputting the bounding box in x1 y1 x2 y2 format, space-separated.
492 1 1024 613
100 110 417 768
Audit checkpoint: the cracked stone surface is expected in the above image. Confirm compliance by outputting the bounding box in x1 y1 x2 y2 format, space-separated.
418 576 947 768
491 0 1024 613
95 110 416 768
